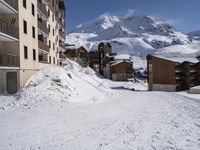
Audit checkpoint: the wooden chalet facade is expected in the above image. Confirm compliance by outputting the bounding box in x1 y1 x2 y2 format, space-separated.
111 60 133 81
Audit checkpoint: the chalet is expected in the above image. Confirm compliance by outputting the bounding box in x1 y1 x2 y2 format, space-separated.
147 54 200 92
110 55 133 81
65 46 89 67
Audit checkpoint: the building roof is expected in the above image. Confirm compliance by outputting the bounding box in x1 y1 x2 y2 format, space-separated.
114 54 131 60
149 54 200 64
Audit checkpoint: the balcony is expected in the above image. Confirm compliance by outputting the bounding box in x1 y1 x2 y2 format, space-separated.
0 18 19 40
0 53 19 67
59 41 65 49
38 20 49 36
59 30 65 39
37 0 48 19
59 53 66 60
38 41 49 52
0 0 18 13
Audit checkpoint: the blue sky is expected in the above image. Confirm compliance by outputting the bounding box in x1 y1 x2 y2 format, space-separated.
65 0 199 33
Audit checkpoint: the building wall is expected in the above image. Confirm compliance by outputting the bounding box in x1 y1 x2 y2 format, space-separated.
17 0 64 88
147 55 200 91
47 1 59 67
18 0 39 70
0 69 20 94
150 84 176 92
103 64 111 79
147 56 176 85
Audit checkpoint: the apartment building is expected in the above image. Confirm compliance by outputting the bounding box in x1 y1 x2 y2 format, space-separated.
0 0 66 94
147 54 200 92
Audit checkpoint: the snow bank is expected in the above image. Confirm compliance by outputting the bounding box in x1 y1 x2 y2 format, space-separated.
1 59 145 110
190 86 200 94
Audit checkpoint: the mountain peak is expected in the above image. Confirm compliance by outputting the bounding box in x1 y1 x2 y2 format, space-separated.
67 13 191 58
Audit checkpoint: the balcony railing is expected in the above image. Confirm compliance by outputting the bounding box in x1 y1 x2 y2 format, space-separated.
0 53 19 67
38 41 49 52
38 20 49 35
2 0 18 12
37 0 48 18
48 3 55 14
0 19 19 39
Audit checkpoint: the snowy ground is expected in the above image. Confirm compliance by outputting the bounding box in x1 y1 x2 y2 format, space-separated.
0 60 200 150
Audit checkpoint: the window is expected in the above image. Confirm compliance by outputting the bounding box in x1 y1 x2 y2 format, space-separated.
53 57 55 65
48 9 50 17
52 14 54 22
48 25 50 33
49 56 51 64
24 46 28 59
53 28 55 36
23 0 26 8
32 3 35 16
53 43 55 50
49 40 51 48
23 20 27 34
32 26 35 38
33 49 36 61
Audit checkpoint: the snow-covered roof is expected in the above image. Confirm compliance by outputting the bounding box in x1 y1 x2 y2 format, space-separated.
111 60 132 67
114 54 131 60
154 55 200 63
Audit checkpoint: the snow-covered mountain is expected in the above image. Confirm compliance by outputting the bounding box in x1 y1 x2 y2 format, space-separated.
66 15 191 57
188 29 200 39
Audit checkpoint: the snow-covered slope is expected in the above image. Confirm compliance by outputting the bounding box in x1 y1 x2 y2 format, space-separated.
0 60 200 149
67 15 191 57
189 29 200 36
189 29 200 39
155 41 200 63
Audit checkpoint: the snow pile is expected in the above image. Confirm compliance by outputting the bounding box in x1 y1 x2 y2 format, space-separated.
1 59 144 110
190 86 200 94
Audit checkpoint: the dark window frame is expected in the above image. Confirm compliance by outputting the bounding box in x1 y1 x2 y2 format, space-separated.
32 3 35 16
24 46 28 59
23 0 27 8
33 49 36 61
23 20 27 34
32 26 35 38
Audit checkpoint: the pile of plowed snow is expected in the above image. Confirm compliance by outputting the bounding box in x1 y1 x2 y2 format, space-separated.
1 59 146 109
